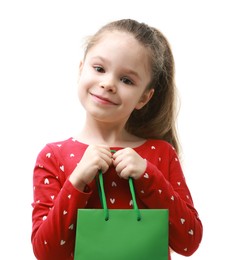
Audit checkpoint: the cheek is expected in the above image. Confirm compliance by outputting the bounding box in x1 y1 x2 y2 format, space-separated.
77 84 82 99
122 95 141 112
124 90 145 106
78 73 91 93
77 78 88 104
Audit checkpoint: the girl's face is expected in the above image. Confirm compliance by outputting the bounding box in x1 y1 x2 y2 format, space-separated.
78 31 154 125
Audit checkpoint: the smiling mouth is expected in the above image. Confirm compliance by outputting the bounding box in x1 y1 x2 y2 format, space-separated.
90 93 118 105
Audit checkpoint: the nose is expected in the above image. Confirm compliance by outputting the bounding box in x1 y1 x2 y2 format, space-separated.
100 76 116 93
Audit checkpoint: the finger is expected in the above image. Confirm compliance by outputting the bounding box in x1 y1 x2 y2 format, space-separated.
99 146 113 157
99 161 110 174
114 160 129 178
118 168 130 179
112 151 124 168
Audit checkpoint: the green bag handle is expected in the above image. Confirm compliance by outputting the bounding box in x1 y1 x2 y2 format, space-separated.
97 153 141 222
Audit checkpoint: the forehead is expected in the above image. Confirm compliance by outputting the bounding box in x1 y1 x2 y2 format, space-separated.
89 31 146 54
86 31 151 76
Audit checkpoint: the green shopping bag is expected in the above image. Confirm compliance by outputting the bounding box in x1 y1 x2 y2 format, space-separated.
74 171 169 260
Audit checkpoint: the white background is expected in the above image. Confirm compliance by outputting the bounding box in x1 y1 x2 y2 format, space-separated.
0 0 230 259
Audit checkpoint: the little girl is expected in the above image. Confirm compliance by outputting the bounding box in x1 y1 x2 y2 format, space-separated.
31 18 203 259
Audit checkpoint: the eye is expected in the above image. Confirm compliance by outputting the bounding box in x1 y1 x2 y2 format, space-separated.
121 77 133 85
93 66 105 73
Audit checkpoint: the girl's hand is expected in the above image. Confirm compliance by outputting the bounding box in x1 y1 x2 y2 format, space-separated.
69 145 112 190
112 148 147 180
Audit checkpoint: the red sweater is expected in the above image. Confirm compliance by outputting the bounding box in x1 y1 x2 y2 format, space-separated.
31 137 203 259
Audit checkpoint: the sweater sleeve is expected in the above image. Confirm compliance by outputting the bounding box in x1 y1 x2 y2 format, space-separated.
134 146 203 257
31 145 92 260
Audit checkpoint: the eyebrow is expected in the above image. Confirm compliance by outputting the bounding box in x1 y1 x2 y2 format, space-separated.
91 56 107 63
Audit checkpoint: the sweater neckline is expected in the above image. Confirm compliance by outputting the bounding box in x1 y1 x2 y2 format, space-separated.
69 136 150 152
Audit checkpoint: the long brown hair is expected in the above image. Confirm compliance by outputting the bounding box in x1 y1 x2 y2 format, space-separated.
83 19 180 154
